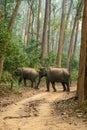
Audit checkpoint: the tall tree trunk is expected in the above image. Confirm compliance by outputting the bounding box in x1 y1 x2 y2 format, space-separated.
27 1 34 46
0 6 4 79
4 0 7 20
31 9 34 38
66 0 84 68
57 0 66 67
41 0 50 65
37 0 42 42
47 0 51 55
8 0 22 31
66 17 77 68
73 20 79 55
24 7 29 45
0 0 4 19
77 0 87 107
27 8 32 46
0 57 4 79
63 0 73 51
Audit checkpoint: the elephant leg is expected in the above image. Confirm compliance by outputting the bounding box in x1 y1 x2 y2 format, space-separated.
46 79 50 91
31 81 33 88
24 78 27 86
34 80 38 89
36 77 41 88
18 77 22 85
52 82 57 92
61 82 66 91
66 82 70 92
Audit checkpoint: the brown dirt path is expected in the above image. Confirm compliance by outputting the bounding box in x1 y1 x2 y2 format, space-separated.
0 85 87 130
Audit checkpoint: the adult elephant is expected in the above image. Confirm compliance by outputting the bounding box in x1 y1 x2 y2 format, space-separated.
37 67 70 92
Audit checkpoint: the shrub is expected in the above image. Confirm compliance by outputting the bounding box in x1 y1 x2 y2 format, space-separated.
71 69 78 81
0 71 12 83
0 20 9 58
25 39 41 69
4 35 29 73
44 51 57 67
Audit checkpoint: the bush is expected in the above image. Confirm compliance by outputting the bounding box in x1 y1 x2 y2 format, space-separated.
0 20 9 58
4 37 42 73
25 39 41 69
4 35 29 73
70 55 79 70
71 69 78 81
0 71 12 83
62 53 67 67
44 51 57 67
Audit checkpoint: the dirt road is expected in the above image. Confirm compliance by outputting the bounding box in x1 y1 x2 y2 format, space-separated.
0 85 87 130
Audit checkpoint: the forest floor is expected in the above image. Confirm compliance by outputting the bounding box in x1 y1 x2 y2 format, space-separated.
0 82 87 130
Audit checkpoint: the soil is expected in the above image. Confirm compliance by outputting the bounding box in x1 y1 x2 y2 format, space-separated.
0 82 87 130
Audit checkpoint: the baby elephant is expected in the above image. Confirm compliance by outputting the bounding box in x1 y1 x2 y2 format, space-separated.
38 67 70 92
14 67 39 88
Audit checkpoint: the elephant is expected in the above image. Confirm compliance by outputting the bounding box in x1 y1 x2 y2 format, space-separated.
14 67 39 88
37 67 70 92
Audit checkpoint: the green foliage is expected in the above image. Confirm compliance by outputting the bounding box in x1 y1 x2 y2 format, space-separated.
44 51 57 67
61 53 67 67
4 0 18 23
70 55 79 81
62 54 79 81
70 55 79 70
25 39 41 69
4 35 29 73
0 71 12 83
0 20 9 58
71 69 78 81
14 88 22 94
4 37 41 73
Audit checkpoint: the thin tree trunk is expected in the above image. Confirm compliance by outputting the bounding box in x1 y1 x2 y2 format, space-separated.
78 0 87 106
4 0 7 20
27 8 32 45
66 18 77 68
63 0 73 50
31 10 34 38
73 20 79 55
8 0 22 31
24 7 29 45
0 57 4 79
27 1 34 46
37 0 42 41
41 0 50 65
57 0 66 67
47 0 51 55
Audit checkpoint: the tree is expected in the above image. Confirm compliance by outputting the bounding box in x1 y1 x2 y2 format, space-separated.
27 3 33 46
57 0 66 67
8 0 22 31
41 0 50 65
0 1 7 79
63 0 73 52
0 0 22 80
47 0 51 55
37 0 42 42
77 0 87 106
66 0 84 68
73 20 79 56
